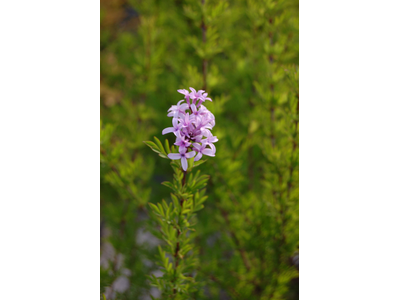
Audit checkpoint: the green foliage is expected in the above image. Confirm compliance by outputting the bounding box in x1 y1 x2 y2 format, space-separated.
145 137 210 299
101 0 298 299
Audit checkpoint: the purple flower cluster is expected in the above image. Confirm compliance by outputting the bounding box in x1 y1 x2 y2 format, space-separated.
163 88 218 171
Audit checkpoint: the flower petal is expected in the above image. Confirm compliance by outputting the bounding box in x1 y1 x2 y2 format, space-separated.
208 143 216 152
179 147 187 155
194 152 203 161
185 151 196 158
168 153 181 160
193 134 203 142
210 136 218 143
181 157 188 171
201 129 212 137
179 146 187 153
177 89 188 95
162 127 174 135
168 105 177 112
192 143 201 151
172 118 179 128
202 149 215 157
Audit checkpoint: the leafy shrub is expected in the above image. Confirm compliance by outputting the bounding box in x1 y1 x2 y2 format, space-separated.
100 0 298 299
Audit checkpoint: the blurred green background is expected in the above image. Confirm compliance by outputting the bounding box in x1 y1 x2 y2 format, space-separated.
100 0 299 299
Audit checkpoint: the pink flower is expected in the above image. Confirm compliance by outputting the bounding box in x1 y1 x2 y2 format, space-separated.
167 100 189 118
167 148 196 171
174 133 191 152
192 143 215 161
189 87 205 104
177 89 191 105
163 88 218 170
162 118 181 136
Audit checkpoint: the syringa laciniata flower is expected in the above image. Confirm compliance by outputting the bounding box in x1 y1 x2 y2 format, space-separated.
192 143 215 161
177 89 191 104
162 88 218 171
200 129 217 152
195 115 213 130
190 104 202 123
174 133 191 152
180 112 192 128
167 100 189 118
162 118 181 136
189 87 205 104
168 148 196 171
197 92 212 107
201 130 218 145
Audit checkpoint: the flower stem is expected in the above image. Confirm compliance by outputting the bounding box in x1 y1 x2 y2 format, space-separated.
172 169 187 297
182 170 187 188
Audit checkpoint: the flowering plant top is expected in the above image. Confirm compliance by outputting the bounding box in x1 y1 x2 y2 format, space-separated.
163 87 218 171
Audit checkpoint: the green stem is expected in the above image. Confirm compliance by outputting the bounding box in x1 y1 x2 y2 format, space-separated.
172 170 187 297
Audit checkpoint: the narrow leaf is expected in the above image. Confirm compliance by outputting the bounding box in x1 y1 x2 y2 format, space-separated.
164 139 170 154
153 136 166 155
143 141 158 150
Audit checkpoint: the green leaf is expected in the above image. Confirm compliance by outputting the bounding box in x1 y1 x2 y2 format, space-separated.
193 204 204 212
191 175 209 191
157 203 164 217
179 244 192 256
193 159 207 167
144 140 169 159
164 139 170 154
162 181 176 192
161 199 169 212
158 152 168 159
158 245 165 261
188 156 194 170
149 202 161 215
143 140 157 150
153 136 166 155
179 274 195 282
187 173 193 185
171 193 181 212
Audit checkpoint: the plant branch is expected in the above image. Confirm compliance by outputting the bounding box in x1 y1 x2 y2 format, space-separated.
172 170 187 296
201 0 207 91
